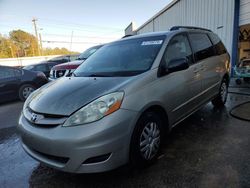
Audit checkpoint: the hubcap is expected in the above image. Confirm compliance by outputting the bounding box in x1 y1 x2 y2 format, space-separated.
140 122 160 160
220 82 228 102
22 87 34 99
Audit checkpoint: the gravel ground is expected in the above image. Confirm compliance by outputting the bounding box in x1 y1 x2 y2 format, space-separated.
0 88 250 188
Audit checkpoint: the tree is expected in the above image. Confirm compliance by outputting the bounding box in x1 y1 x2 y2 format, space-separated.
0 35 13 58
9 30 39 57
0 29 79 58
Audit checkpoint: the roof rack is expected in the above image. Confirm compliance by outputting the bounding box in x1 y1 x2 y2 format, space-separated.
170 26 212 32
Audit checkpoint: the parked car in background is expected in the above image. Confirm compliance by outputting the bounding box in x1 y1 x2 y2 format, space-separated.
18 27 230 173
0 66 48 103
23 54 79 78
49 45 103 80
235 58 250 84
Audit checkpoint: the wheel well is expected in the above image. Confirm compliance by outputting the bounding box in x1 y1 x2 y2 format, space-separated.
19 82 36 90
143 105 169 133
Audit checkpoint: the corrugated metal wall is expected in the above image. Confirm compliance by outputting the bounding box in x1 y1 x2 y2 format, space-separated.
136 0 235 56
240 0 250 26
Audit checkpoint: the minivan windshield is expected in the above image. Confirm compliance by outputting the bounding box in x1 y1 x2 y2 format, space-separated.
74 36 165 77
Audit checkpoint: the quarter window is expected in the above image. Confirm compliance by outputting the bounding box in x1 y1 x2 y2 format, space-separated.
208 33 227 55
189 33 214 61
163 34 193 65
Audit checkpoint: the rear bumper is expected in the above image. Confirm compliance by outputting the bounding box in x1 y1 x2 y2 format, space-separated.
18 109 138 173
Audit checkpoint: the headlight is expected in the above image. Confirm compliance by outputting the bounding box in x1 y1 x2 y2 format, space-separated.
23 91 35 111
63 92 124 127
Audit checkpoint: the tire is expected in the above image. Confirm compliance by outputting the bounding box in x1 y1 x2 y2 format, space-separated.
130 111 164 167
18 84 36 101
236 79 242 85
212 79 228 107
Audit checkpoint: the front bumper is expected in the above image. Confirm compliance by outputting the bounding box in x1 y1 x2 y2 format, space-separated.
18 109 138 173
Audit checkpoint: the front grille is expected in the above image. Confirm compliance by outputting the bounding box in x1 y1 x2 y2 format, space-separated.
23 107 68 127
56 70 66 78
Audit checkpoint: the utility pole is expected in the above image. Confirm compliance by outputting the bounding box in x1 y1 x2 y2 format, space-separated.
39 33 43 56
32 18 41 56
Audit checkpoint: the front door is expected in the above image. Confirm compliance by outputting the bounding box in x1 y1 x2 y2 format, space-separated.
159 33 202 126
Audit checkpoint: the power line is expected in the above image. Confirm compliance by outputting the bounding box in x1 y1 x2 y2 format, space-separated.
42 33 119 40
0 23 123 37
38 22 123 34
42 40 102 44
38 17 123 31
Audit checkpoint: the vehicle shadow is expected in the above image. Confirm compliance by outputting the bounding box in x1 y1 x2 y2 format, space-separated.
28 104 241 188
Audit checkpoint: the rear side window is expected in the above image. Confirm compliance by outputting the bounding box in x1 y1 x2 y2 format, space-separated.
208 33 227 55
34 64 48 72
189 33 214 62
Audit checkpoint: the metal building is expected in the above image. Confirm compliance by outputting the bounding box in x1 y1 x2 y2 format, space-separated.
125 0 250 72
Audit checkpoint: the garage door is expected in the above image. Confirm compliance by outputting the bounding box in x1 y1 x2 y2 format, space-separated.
240 0 250 26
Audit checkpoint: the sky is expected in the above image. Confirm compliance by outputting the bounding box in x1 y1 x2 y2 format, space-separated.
0 0 171 52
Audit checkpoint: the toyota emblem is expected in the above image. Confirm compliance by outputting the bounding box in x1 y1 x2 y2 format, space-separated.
31 113 38 122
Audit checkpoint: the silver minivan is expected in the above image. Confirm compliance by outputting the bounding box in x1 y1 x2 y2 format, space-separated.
18 26 230 173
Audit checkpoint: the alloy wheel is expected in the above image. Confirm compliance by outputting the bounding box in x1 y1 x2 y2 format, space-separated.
140 122 160 160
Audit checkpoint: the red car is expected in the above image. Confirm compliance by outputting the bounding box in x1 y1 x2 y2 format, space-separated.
49 45 103 80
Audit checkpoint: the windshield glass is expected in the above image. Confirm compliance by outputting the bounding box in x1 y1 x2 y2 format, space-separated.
78 46 102 60
74 36 165 77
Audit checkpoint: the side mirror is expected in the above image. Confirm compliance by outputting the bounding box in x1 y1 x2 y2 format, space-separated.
166 58 189 74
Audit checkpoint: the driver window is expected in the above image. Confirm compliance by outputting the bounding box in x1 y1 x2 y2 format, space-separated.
164 34 192 65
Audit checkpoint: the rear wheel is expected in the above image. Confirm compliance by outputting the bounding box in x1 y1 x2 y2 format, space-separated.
236 79 242 85
212 79 228 107
18 84 36 101
130 111 163 167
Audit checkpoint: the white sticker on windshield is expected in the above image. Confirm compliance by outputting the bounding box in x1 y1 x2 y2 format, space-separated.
141 40 163 46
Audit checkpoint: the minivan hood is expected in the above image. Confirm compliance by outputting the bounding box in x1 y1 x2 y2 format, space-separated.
52 60 83 70
29 77 133 116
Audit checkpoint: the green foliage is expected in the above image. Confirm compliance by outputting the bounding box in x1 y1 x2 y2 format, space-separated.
0 30 79 58
9 30 39 57
0 35 12 58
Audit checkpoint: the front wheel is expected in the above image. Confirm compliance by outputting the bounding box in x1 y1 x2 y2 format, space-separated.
130 111 163 167
18 84 36 101
212 79 228 107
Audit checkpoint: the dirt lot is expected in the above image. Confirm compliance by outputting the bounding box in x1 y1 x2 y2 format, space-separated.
0 86 250 188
